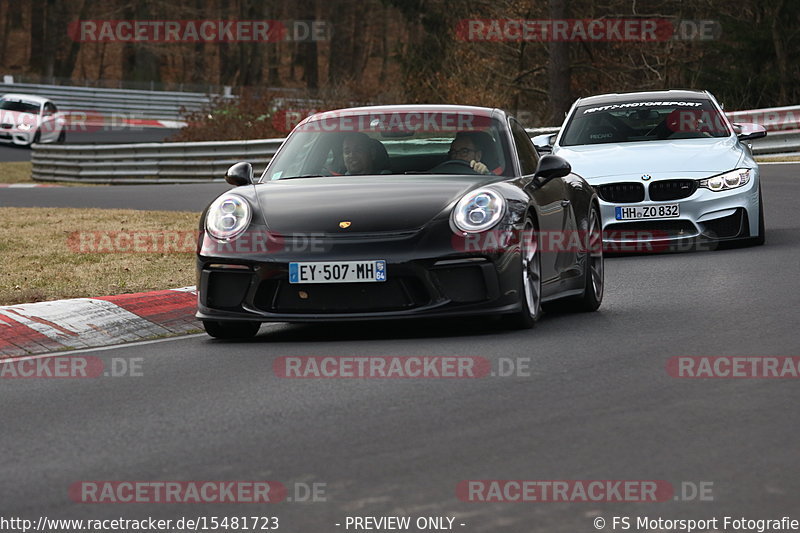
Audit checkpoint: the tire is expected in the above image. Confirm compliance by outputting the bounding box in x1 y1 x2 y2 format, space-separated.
27 130 40 149
57 129 66 143
506 218 542 329
572 203 604 311
752 185 765 246
202 320 261 339
732 184 765 248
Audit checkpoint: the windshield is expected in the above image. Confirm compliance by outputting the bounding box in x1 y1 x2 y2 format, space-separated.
261 111 513 181
560 99 731 146
0 99 40 113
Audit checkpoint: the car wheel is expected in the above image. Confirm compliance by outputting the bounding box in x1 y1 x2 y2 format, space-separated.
752 185 765 246
507 218 542 329
202 320 261 339
57 129 66 143
572 203 604 311
28 130 40 148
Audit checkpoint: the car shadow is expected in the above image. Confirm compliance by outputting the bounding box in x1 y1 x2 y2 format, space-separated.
252 315 510 343
200 311 568 344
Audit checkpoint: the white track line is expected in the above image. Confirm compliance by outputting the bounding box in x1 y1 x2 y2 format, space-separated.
2 321 282 362
2 333 208 362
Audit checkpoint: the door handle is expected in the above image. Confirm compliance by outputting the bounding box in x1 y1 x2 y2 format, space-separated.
560 200 571 208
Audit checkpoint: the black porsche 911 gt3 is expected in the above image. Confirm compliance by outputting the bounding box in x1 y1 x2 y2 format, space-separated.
196 105 603 338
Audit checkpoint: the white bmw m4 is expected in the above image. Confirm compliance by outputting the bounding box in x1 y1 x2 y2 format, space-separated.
534 90 766 251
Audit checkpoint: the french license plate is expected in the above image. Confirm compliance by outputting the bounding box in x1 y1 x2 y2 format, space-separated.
289 260 386 284
615 204 679 220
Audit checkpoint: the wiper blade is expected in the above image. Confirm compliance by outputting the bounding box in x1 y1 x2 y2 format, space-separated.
277 174 327 180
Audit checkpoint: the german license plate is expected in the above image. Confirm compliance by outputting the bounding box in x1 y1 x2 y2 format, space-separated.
615 204 679 220
289 260 386 284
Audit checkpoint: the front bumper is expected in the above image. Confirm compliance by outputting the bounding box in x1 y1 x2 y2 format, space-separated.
196 227 524 323
0 129 34 146
596 176 759 251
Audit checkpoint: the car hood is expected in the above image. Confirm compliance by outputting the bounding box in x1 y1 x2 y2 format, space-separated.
553 137 744 182
253 175 495 234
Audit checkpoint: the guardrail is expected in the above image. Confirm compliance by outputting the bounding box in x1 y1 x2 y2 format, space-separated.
31 139 284 184
0 82 216 121
745 130 800 156
727 105 800 132
30 116 799 184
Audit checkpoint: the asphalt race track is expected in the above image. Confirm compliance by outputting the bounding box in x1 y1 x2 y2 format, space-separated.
0 128 180 162
0 164 798 531
0 182 229 211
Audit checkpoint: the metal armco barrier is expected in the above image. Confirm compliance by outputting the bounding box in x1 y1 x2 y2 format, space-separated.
727 105 800 132
746 130 800 155
0 82 215 121
31 139 284 184
29 110 800 184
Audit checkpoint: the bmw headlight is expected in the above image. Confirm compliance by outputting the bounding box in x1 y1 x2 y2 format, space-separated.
17 123 32 131
453 189 506 233
205 195 251 241
698 169 751 191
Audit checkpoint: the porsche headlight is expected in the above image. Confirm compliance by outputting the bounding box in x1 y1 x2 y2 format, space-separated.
205 195 251 241
17 123 32 131
698 169 751 191
453 189 506 233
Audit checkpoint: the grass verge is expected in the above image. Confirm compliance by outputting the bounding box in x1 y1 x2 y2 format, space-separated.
0 161 103 185
755 156 800 162
0 162 34 184
0 207 199 305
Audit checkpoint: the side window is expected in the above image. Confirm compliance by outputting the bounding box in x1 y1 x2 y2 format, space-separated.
44 102 56 115
510 119 539 175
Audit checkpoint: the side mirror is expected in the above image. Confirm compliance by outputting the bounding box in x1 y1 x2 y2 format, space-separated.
733 122 767 141
225 162 253 186
533 154 571 185
532 133 556 153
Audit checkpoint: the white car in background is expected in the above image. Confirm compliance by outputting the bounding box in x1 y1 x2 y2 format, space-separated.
0 93 66 147
534 90 766 249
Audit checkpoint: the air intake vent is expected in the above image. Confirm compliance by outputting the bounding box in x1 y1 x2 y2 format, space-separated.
595 183 645 203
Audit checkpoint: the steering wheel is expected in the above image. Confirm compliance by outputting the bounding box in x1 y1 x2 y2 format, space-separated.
431 158 480 174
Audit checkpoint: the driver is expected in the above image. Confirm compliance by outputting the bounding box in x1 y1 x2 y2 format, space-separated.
436 132 491 174
342 132 378 175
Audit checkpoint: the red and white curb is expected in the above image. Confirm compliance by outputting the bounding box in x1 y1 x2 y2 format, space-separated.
125 118 187 129
0 287 199 358
63 113 187 129
74 118 188 129
0 183 64 188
